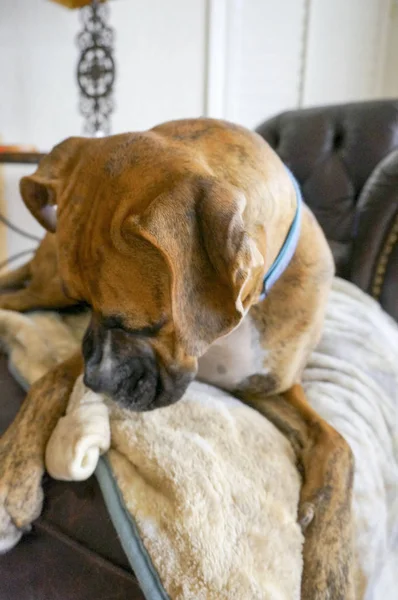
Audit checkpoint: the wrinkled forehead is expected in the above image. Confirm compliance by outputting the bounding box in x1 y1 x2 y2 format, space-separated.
56 132 196 210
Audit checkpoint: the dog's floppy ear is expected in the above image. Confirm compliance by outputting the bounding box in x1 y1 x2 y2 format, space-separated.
123 178 264 356
20 175 58 232
20 137 86 232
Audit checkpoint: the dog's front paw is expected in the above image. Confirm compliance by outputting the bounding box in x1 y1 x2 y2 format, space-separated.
0 438 44 553
0 500 24 553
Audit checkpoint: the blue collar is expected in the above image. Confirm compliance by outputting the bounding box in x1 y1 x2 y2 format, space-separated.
258 168 302 301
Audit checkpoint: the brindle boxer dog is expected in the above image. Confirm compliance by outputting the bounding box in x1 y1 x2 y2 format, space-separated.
0 119 354 599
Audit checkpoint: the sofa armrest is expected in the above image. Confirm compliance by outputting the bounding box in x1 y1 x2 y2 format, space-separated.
256 100 398 322
352 149 398 322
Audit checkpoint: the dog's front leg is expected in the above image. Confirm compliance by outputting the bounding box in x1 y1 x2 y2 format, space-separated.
241 384 355 600
0 352 82 552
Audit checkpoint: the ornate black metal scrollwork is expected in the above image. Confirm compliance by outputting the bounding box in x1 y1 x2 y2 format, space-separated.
76 0 116 136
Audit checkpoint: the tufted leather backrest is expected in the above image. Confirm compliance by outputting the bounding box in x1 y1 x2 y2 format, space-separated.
256 100 398 321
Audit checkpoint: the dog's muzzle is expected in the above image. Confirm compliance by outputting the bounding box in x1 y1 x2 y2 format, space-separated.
82 319 193 411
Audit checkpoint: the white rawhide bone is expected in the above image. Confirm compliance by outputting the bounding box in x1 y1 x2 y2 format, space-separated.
45 375 110 481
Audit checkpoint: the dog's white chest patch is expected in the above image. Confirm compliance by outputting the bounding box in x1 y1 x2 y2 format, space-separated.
197 316 268 390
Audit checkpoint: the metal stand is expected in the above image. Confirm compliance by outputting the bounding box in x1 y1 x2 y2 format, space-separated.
76 0 116 136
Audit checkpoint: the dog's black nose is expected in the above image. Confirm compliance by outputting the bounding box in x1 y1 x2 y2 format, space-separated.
81 315 193 411
83 355 158 400
82 318 161 408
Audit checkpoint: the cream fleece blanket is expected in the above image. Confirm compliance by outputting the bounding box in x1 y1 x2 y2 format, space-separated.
1 277 398 599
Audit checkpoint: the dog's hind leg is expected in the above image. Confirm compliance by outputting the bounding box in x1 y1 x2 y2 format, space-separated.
0 262 31 291
0 234 75 312
0 285 74 312
241 383 355 600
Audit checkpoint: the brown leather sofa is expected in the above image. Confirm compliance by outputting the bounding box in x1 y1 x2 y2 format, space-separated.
1 100 397 599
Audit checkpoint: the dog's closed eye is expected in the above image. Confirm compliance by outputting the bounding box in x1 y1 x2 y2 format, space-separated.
102 315 167 337
76 300 92 310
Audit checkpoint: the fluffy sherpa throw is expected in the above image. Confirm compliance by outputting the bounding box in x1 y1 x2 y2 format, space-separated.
1 278 397 600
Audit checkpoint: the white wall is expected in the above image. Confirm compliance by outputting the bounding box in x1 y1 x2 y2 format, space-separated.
1 0 81 256
302 0 391 107
0 0 207 148
0 0 207 261
382 0 398 97
0 0 396 264
207 0 309 128
206 0 393 129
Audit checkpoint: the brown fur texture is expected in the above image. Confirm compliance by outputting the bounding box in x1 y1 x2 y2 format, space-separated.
0 118 354 598
0 233 74 311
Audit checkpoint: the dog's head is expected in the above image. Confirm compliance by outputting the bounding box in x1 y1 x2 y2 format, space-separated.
20 130 265 410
